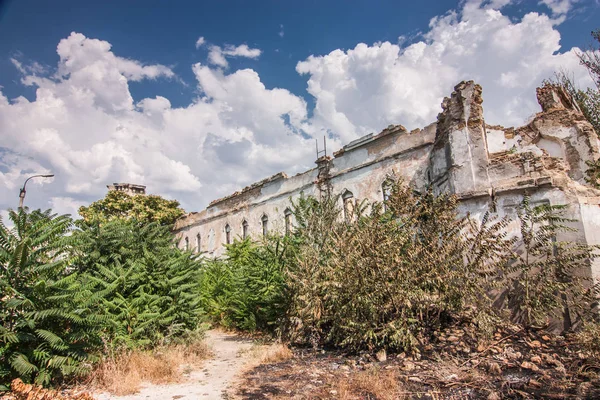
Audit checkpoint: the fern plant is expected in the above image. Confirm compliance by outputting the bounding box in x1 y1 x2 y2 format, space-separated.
0 209 100 389
198 236 292 333
73 219 203 349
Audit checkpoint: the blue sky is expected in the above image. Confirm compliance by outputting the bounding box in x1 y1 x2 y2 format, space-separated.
0 0 599 216
1 0 598 107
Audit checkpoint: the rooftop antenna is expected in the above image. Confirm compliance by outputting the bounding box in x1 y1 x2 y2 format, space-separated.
315 135 327 159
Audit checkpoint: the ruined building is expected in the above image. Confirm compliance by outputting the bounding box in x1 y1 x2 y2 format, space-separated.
174 81 600 283
107 183 146 196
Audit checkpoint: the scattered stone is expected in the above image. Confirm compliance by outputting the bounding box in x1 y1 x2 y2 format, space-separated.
408 377 422 383
487 392 501 400
528 340 542 349
520 361 540 372
505 348 522 361
530 355 542 364
486 361 502 375
529 378 542 387
376 349 387 362
447 335 460 342
402 361 416 371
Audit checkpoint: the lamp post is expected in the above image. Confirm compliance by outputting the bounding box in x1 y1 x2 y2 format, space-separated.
18 174 54 209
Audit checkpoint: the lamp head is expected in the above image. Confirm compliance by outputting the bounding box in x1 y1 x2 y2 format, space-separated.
41 174 54 178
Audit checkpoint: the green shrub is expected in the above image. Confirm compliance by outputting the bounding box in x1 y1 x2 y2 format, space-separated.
0 209 101 388
284 185 512 352
198 237 293 333
1 209 205 389
73 219 203 349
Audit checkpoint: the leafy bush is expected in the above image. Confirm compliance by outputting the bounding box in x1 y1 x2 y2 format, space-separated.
73 219 203 349
0 209 101 388
198 237 293 332
285 185 512 351
1 210 204 389
283 183 599 352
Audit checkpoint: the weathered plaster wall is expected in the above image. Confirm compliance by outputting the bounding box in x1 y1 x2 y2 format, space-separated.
174 81 600 284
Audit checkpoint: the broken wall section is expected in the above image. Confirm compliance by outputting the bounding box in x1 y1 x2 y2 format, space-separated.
433 81 600 289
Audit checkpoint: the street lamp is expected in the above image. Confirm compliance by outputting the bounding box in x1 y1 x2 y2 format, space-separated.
18 174 54 209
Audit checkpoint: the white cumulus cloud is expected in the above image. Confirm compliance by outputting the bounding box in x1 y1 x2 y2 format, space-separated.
207 43 262 68
296 0 593 142
0 33 312 215
539 0 578 15
0 1 596 218
195 36 206 48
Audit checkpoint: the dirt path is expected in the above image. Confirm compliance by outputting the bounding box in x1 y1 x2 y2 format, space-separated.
95 330 256 400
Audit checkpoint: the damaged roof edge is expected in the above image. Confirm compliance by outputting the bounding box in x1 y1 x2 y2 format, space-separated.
207 171 289 208
176 122 437 226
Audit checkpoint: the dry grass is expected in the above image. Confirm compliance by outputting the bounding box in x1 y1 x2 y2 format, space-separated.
327 369 405 400
256 343 294 364
89 341 210 395
240 342 294 366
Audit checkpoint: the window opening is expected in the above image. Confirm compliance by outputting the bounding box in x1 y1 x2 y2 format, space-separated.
242 220 249 239
225 224 231 244
342 190 354 221
261 214 269 237
284 208 292 235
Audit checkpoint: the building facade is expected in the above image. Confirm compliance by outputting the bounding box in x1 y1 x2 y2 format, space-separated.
107 183 147 195
174 81 600 284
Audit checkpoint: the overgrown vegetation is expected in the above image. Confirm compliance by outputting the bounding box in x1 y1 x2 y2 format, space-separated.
198 237 293 332
0 210 100 388
1 209 203 390
198 180 599 355
74 219 202 349
3 176 599 390
78 190 184 226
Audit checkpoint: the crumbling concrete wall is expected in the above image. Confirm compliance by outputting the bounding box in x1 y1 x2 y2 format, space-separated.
174 81 600 284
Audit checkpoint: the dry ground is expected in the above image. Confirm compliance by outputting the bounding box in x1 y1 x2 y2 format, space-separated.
234 324 600 399
93 330 257 400
3 326 599 400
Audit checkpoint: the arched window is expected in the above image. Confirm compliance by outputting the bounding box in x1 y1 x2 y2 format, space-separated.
284 208 292 235
382 179 393 211
261 214 269 237
225 224 231 245
184 236 189 250
196 233 201 253
208 229 215 251
242 219 249 239
342 189 354 221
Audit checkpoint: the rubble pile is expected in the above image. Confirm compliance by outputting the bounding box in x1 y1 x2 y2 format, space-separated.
0 379 93 400
236 322 600 399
